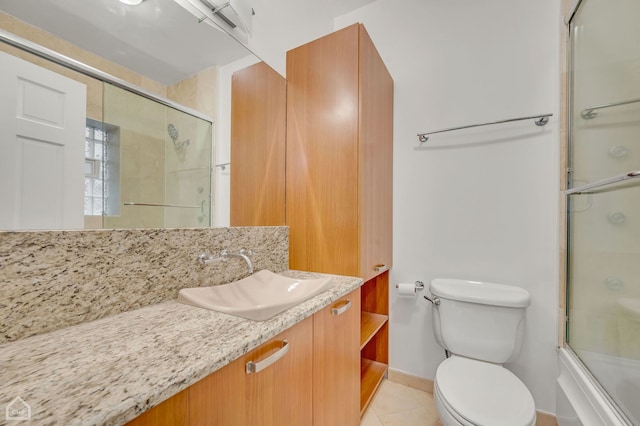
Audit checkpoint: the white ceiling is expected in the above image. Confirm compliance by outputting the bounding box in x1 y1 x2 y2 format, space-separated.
325 0 376 18
0 0 376 85
0 0 251 85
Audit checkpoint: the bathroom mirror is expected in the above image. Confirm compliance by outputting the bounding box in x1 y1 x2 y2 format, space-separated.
0 0 272 230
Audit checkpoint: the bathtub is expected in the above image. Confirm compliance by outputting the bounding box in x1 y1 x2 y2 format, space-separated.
557 348 638 425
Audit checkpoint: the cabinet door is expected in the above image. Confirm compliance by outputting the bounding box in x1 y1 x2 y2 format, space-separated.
245 316 313 426
358 25 394 282
189 350 246 426
313 289 361 425
189 316 313 426
125 389 189 426
286 24 361 277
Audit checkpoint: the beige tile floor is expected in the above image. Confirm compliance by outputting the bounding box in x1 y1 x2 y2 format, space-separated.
361 379 443 426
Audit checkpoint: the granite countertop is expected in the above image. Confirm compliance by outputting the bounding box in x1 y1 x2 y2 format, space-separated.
0 271 362 425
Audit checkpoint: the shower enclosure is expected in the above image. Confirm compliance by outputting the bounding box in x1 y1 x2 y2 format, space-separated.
565 0 640 424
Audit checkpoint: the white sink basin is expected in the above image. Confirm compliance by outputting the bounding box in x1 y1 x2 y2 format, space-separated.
177 270 333 321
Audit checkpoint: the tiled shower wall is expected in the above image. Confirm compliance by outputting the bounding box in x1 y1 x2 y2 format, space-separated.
0 227 288 344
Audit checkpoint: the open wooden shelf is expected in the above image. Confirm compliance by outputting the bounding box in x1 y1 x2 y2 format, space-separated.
360 271 389 417
360 312 388 350
360 358 388 415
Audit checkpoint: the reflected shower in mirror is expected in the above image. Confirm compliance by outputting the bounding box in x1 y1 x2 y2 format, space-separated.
0 0 272 230
99 84 212 229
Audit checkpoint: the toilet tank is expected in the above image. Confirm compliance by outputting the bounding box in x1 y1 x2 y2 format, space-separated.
430 279 530 364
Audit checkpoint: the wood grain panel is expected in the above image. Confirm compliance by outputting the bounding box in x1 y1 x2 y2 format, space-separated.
313 289 361 425
188 354 246 425
361 272 389 315
358 25 394 282
245 316 313 426
360 358 387 415
125 388 189 426
231 61 286 226
362 322 389 364
360 311 387 349
286 24 361 276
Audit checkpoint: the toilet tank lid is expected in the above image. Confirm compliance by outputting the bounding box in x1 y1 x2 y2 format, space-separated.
430 279 530 308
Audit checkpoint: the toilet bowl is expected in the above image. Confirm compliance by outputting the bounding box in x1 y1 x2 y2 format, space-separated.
434 356 536 426
429 279 537 426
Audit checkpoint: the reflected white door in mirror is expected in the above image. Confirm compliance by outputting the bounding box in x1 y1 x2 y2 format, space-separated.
0 51 86 230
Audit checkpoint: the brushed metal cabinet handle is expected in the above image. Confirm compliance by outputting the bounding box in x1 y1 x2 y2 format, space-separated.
373 264 388 272
331 300 352 316
246 340 289 374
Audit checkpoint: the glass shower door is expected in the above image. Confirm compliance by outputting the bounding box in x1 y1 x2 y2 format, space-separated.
567 0 640 423
101 83 212 228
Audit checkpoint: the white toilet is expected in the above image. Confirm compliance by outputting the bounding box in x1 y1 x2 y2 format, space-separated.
429 278 537 426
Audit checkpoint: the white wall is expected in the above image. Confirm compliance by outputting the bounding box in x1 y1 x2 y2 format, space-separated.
245 0 336 76
335 0 561 414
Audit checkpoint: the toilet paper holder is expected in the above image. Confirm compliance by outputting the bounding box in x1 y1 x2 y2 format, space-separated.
395 281 425 291
395 281 441 305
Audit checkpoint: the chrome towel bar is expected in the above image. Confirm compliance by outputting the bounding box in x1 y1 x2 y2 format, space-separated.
124 202 202 208
581 97 640 119
565 171 640 195
417 113 552 143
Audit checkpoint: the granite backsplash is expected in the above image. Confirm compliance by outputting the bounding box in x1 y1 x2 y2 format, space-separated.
0 226 288 343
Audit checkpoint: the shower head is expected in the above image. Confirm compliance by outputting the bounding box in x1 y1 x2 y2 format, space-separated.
168 124 178 141
168 123 190 150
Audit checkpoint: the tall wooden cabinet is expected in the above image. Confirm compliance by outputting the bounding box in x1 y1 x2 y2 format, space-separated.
285 23 393 416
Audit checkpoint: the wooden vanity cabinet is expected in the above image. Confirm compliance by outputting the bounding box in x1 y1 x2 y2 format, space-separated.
127 316 313 426
189 315 313 426
285 23 393 416
313 288 361 425
125 388 189 426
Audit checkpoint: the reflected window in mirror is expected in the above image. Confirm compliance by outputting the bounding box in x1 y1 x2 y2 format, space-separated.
84 119 121 223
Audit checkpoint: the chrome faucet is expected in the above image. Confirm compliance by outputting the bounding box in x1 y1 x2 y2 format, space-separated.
198 249 254 274
221 249 254 274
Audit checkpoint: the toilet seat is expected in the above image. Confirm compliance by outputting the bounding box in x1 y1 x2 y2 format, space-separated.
435 356 536 426
434 383 476 426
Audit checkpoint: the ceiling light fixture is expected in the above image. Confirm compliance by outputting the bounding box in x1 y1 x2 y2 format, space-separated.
119 0 145 5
